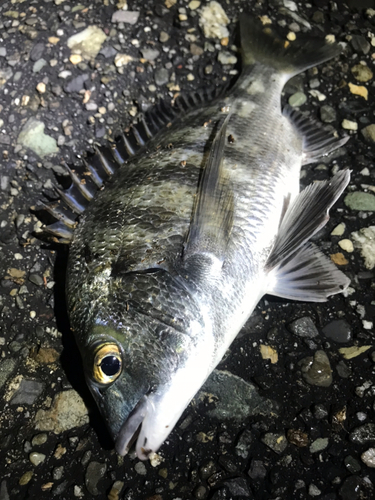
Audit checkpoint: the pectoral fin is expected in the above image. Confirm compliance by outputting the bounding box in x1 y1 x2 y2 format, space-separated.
265 170 351 300
183 114 234 269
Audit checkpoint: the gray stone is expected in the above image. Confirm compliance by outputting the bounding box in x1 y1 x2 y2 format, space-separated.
30 42 45 61
141 48 160 61
344 192 375 211
235 429 253 458
339 476 364 500
309 437 329 453
11 379 44 405
248 459 267 479
29 273 44 286
361 124 375 143
261 432 287 454
288 317 319 338
134 461 147 475
17 118 58 158
299 350 332 387
0 480 9 500
64 74 89 93
29 452 46 466
85 461 107 496
351 35 370 55
344 455 361 473
154 68 169 86
320 105 336 123
0 358 17 390
33 58 47 73
224 478 252 497
322 319 352 343
349 423 375 444
0 48 6 57
288 91 307 107
34 389 89 433
111 10 140 25
199 369 276 421
99 45 117 58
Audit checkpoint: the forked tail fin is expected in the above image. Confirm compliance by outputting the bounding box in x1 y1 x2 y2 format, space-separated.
240 14 342 80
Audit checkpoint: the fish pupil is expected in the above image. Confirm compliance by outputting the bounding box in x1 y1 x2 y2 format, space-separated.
100 356 121 376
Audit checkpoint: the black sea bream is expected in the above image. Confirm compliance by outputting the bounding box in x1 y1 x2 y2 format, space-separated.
52 15 351 459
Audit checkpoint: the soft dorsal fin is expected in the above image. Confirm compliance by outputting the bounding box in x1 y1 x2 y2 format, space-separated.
264 170 351 301
183 113 234 273
283 105 349 164
41 86 227 244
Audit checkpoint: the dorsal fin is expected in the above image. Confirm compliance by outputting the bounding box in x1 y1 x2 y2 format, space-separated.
41 85 227 243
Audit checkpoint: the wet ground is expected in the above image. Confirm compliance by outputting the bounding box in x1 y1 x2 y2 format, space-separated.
1 0 375 499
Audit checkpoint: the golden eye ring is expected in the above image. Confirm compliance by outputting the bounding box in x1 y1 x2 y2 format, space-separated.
92 343 122 384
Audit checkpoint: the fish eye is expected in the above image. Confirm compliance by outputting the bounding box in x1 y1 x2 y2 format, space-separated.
92 343 122 384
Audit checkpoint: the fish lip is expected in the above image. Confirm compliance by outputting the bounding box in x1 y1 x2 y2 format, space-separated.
115 395 148 456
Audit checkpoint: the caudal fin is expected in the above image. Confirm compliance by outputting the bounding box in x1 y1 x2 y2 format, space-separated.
240 14 342 79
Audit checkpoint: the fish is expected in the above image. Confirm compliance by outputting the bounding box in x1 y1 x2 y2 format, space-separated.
47 14 351 460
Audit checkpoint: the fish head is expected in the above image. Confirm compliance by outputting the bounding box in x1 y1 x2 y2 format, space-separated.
76 269 214 460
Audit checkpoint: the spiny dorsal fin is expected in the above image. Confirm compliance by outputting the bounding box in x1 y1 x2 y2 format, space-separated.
283 105 349 164
42 86 227 244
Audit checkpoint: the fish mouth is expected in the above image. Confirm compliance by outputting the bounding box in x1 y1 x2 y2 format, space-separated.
115 395 149 457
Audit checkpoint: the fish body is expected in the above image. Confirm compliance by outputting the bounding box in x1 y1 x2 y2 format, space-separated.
64 16 350 459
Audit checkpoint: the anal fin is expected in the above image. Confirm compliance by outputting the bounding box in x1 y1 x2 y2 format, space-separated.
266 243 350 301
265 170 351 300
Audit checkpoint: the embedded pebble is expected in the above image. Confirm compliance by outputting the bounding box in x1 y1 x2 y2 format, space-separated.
288 316 319 338
261 432 287 454
331 222 346 236
114 53 133 67
141 48 160 61
299 350 332 387
10 378 45 405
235 429 253 458
320 104 336 123
17 118 58 158
309 484 321 497
351 63 373 82
287 429 309 447
351 226 375 269
224 477 252 497
288 91 307 107
336 360 351 378
199 369 275 421
348 82 368 100
322 319 352 343
344 455 361 473
361 124 375 143
29 452 46 466
34 390 89 433
33 59 47 73
64 74 89 93
248 459 267 479
67 26 107 60
107 481 124 500
349 423 375 444
342 119 358 131
338 239 354 252
351 35 370 55
361 448 375 467
19 471 33 486
0 358 18 390
339 345 372 360
134 461 147 475
111 10 140 24
154 68 169 86
309 437 329 453
344 192 375 211
199 1 230 40
217 51 237 65
31 433 48 446
85 461 107 496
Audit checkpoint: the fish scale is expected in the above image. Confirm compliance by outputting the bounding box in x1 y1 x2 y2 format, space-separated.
59 15 352 459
